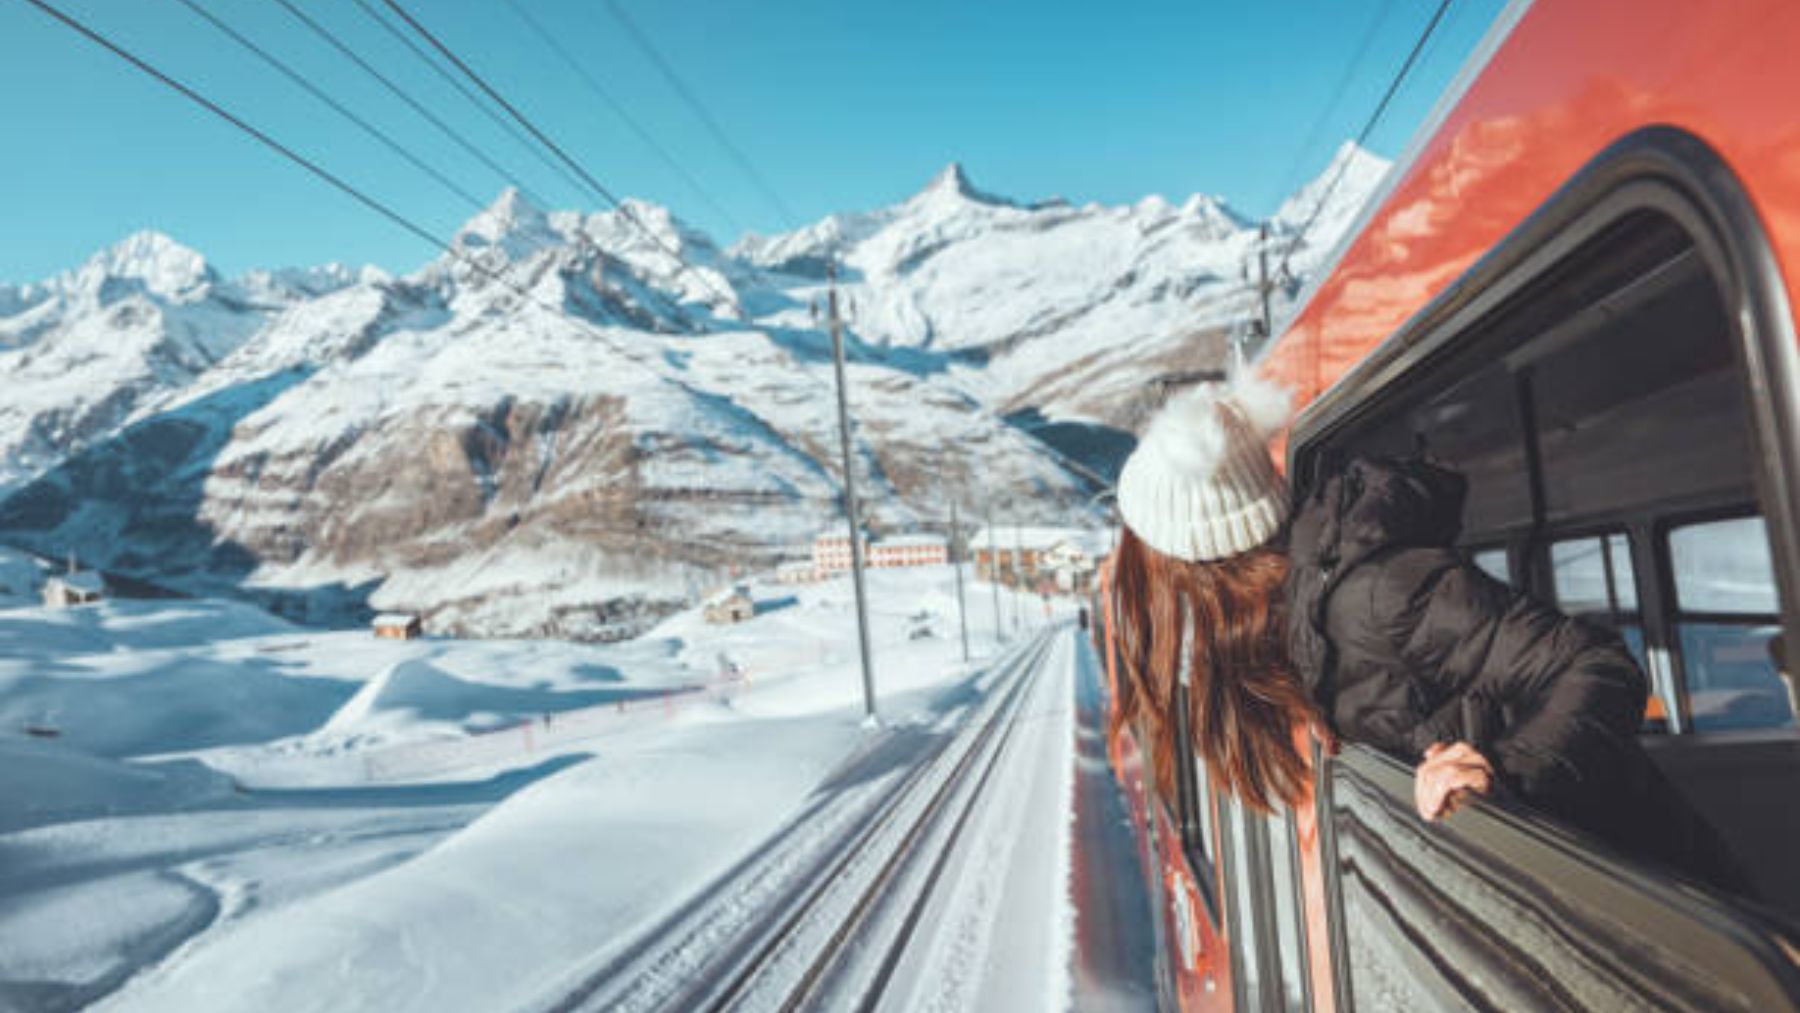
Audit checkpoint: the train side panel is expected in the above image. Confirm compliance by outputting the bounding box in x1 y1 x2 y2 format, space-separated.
1263 0 1800 409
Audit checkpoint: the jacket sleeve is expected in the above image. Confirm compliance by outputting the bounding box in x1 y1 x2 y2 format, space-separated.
1367 549 1649 813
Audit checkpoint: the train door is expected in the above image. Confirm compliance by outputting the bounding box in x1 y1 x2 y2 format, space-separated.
1284 128 1800 1008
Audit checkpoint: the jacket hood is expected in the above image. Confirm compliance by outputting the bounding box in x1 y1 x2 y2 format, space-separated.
1285 455 1468 706
1289 455 1468 576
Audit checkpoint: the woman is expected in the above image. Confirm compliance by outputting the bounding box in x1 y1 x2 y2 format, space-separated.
1107 376 1742 888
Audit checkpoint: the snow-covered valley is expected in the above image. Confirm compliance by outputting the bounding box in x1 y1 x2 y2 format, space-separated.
0 552 1072 1011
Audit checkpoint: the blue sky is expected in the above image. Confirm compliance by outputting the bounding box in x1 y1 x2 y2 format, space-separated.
0 0 1504 282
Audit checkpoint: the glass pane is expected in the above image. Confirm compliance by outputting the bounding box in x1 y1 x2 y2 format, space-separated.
1680 623 1795 732
1472 548 1509 585
1226 803 1265 1004
1619 624 1648 670
1551 533 1638 614
1670 516 1779 614
1266 808 1308 1012
1194 758 1215 866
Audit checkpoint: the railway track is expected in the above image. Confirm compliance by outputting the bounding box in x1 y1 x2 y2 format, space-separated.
535 626 1065 1013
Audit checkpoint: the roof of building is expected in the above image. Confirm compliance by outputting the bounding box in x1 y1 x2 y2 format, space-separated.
874 534 947 549
52 572 105 594
372 613 420 627
704 586 753 607
969 526 1108 553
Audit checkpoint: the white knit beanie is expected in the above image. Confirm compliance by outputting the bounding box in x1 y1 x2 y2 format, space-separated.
1117 373 1292 562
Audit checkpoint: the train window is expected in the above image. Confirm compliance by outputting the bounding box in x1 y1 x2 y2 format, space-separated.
1193 757 1217 869
1668 516 1795 731
1223 802 1268 1007
1471 547 1510 585
1550 532 1647 665
1669 516 1778 613
1265 807 1309 1012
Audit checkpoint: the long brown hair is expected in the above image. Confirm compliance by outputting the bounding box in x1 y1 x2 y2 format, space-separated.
1107 526 1315 813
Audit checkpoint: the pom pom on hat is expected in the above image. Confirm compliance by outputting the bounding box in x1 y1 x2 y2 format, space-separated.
1117 372 1293 562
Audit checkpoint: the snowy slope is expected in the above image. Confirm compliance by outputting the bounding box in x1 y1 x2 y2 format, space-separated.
0 148 1387 637
0 564 1068 1011
733 151 1388 424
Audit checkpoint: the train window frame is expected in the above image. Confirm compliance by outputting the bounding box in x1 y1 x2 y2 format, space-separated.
1173 684 1224 927
1285 126 1800 727
1658 509 1795 733
1545 526 1649 665
1280 126 1800 987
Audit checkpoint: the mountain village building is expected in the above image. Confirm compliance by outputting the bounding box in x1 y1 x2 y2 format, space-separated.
867 534 948 568
372 613 423 640
42 571 104 609
704 586 755 625
775 560 819 585
810 531 948 575
971 527 1111 593
811 532 865 575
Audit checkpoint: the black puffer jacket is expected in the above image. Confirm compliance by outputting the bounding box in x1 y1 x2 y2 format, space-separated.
1286 455 1742 889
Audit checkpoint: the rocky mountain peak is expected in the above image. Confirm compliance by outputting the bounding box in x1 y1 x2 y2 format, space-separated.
1273 140 1392 235
912 162 1014 208
70 230 214 303
454 188 560 262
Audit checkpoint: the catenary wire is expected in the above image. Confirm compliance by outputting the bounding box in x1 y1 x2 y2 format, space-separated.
378 0 739 308
602 0 798 225
169 0 486 211
1277 0 1454 270
14 0 716 384
20 0 457 259
1270 0 1399 214
503 0 746 236
345 0 593 207
271 0 552 210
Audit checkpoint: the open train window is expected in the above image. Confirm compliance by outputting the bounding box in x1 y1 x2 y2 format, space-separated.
1305 201 1779 740
1287 127 1800 912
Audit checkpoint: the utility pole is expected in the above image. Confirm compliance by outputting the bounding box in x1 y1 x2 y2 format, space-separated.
1013 513 1026 635
950 498 970 664
827 259 877 722
985 503 1004 647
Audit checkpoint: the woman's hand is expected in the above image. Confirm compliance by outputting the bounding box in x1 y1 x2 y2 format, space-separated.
1414 741 1494 822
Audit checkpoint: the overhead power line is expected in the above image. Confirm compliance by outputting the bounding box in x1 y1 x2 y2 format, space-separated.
345 0 593 207
378 0 739 308
503 0 746 236
271 0 551 209
1278 0 1454 270
169 0 485 211
21 0 918 542
20 0 454 258
1272 0 1398 210
15 0 698 378
602 0 798 225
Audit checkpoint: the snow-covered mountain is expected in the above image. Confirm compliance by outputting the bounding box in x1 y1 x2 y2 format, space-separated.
0 146 1387 637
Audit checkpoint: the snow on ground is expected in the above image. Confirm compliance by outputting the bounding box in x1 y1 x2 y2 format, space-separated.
0 557 1068 1012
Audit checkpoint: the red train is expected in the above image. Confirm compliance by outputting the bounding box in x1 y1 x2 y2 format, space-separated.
1097 0 1800 1007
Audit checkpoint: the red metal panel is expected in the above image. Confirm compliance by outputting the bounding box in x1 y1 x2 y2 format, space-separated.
1262 0 1800 415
